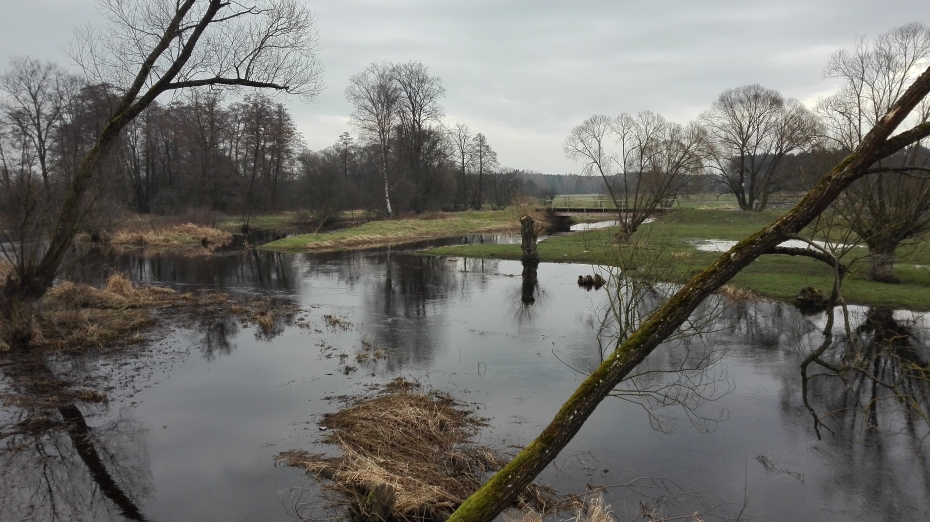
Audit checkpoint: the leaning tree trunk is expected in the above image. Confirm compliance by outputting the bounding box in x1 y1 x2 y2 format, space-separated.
867 240 899 283
0 0 227 348
446 67 930 522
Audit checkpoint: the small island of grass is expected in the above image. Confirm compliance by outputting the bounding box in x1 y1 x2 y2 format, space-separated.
421 208 930 311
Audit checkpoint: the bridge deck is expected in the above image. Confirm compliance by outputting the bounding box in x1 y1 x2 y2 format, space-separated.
544 206 673 216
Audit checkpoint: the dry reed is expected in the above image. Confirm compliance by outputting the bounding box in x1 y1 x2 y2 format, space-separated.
277 389 556 521
110 223 231 250
714 284 763 303
33 274 229 349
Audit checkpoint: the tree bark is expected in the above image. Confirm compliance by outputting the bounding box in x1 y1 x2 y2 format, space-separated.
519 215 539 271
446 65 930 522
868 241 899 283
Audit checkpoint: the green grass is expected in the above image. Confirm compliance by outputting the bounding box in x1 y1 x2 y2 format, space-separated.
217 212 305 231
422 208 930 311
259 210 519 252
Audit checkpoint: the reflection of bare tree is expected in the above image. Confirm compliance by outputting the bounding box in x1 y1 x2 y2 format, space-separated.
801 307 930 442
65 246 301 292
199 313 240 360
787 306 930 521
0 355 151 521
370 253 458 370
568 240 734 434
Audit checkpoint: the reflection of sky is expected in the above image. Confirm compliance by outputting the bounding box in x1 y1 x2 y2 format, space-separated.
688 238 864 252
5 247 930 521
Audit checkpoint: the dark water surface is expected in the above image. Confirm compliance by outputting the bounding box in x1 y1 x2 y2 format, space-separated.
3 235 930 521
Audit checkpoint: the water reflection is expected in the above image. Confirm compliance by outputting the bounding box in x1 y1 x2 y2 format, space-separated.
66 247 300 292
3 238 930 521
783 306 930 520
0 355 152 522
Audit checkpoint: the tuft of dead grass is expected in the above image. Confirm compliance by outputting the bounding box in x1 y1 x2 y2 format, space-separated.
714 284 764 303
505 493 616 522
33 274 229 349
110 223 232 251
277 390 556 521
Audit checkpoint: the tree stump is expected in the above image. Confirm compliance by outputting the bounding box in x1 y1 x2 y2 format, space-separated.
795 286 828 312
520 215 539 276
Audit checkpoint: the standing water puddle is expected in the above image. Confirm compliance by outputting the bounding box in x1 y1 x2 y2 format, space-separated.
2 236 928 521
688 238 863 252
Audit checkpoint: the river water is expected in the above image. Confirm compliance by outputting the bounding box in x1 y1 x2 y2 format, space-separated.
2 234 929 521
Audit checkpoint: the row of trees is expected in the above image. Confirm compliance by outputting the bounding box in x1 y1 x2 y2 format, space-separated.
0 75 302 216
564 23 930 282
1 57 529 240
342 60 520 216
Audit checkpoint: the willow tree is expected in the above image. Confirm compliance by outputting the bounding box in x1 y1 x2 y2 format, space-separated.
448 40 930 522
819 22 930 282
0 0 323 347
564 111 704 242
701 84 821 211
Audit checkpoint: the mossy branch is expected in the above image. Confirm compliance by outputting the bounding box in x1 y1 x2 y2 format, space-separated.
448 64 930 522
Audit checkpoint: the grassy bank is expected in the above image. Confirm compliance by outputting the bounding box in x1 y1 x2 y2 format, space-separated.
110 223 232 251
260 210 519 252
217 212 304 231
423 208 930 311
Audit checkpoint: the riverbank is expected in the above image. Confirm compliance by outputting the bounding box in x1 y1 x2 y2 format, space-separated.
421 208 930 311
260 210 520 252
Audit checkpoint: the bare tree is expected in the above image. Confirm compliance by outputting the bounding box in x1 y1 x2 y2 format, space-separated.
346 62 399 217
0 0 323 347
701 84 821 211
819 22 930 282
338 130 353 191
565 112 704 241
448 47 930 522
448 122 471 210
393 61 445 212
469 132 497 209
0 57 74 194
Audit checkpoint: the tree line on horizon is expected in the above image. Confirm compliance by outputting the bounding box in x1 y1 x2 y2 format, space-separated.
3 24 929 286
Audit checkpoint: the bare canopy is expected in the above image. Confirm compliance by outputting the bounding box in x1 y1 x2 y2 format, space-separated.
70 0 323 100
1 0 324 346
701 84 820 211
819 22 930 282
564 111 704 241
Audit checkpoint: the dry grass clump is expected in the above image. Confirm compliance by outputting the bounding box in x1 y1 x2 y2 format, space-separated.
714 284 764 303
233 295 301 336
111 223 232 250
33 274 228 349
277 390 556 521
505 493 616 522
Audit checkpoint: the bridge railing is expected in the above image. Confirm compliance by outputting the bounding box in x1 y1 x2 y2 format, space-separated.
544 196 678 213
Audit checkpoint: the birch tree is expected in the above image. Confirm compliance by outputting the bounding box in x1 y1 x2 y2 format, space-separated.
346 62 399 217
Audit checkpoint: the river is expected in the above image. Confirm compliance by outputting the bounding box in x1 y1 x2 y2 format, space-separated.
2 234 929 521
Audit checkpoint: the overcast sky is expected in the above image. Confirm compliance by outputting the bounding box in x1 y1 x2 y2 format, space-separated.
0 0 924 173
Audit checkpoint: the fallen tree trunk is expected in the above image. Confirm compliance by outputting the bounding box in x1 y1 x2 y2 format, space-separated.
447 66 930 522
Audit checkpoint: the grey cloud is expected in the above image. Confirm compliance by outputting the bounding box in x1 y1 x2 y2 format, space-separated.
1 0 926 172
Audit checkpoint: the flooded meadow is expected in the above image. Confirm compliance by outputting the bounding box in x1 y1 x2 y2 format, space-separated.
2 234 929 521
